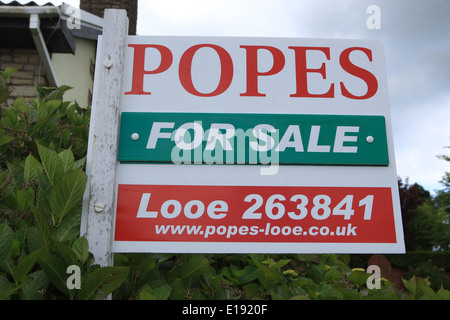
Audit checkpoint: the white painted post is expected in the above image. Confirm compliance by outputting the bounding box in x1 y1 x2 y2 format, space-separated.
83 9 128 267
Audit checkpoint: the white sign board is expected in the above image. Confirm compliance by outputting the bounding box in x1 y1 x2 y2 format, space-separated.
113 36 404 254
83 11 405 265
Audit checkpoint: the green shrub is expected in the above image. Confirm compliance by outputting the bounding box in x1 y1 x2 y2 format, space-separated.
403 260 450 291
388 251 450 270
0 69 128 300
0 68 448 300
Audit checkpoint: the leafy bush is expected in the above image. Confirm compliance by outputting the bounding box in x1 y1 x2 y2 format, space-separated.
387 251 450 290
113 252 450 300
0 68 448 300
0 69 129 299
403 260 450 291
113 253 393 300
387 251 450 270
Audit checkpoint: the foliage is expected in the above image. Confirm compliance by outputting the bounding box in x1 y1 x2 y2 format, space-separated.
0 68 16 107
399 177 450 251
0 68 89 163
113 253 450 300
401 275 450 300
0 68 448 300
0 69 128 300
112 253 390 300
387 251 450 270
406 201 449 251
403 260 450 291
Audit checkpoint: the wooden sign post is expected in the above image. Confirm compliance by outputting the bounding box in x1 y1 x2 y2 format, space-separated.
82 9 128 267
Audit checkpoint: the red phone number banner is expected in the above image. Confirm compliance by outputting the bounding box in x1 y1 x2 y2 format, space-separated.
114 185 396 243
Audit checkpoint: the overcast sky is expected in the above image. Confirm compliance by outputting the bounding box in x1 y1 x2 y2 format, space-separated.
10 0 450 194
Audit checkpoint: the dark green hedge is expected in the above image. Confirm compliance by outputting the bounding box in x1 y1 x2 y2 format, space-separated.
387 252 450 270
350 252 450 270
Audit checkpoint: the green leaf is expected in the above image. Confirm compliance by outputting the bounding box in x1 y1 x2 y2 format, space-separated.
256 264 278 289
0 92 10 105
349 270 369 288
37 144 64 185
183 255 210 280
437 287 450 300
49 168 87 225
21 270 49 300
10 226 27 259
135 256 157 286
263 258 291 269
136 285 171 300
1 67 18 80
168 255 210 286
169 278 185 300
1 256 15 278
3 108 17 127
410 276 438 300
242 282 263 299
26 227 46 253
44 100 62 116
44 85 72 101
1 68 17 80
223 264 257 285
418 283 439 300
36 99 48 121
0 223 13 263
16 188 33 211
77 266 129 300
24 154 42 184
13 96 29 111
73 157 86 170
13 247 44 284
29 203 51 250
324 268 344 282
136 285 157 300
402 276 417 297
53 242 77 267
149 286 172 300
0 134 14 147
72 237 89 264
58 148 75 173
53 210 81 242
38 251 71 297
0 275 17 300
36 171 52 206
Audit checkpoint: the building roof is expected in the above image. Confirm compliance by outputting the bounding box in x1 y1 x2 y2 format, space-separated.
0 1 103 53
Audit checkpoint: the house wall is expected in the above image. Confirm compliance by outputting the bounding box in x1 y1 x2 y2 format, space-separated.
0 37 97 108
51 37 97 107
0 47 49 104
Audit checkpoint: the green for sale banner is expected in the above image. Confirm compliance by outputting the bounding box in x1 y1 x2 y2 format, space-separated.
118 112 388 166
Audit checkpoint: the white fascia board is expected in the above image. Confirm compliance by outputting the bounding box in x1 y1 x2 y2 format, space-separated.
0 4 103 31
60 3 103 31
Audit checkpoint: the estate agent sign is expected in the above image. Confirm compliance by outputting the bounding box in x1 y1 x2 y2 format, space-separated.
82 10 404 266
